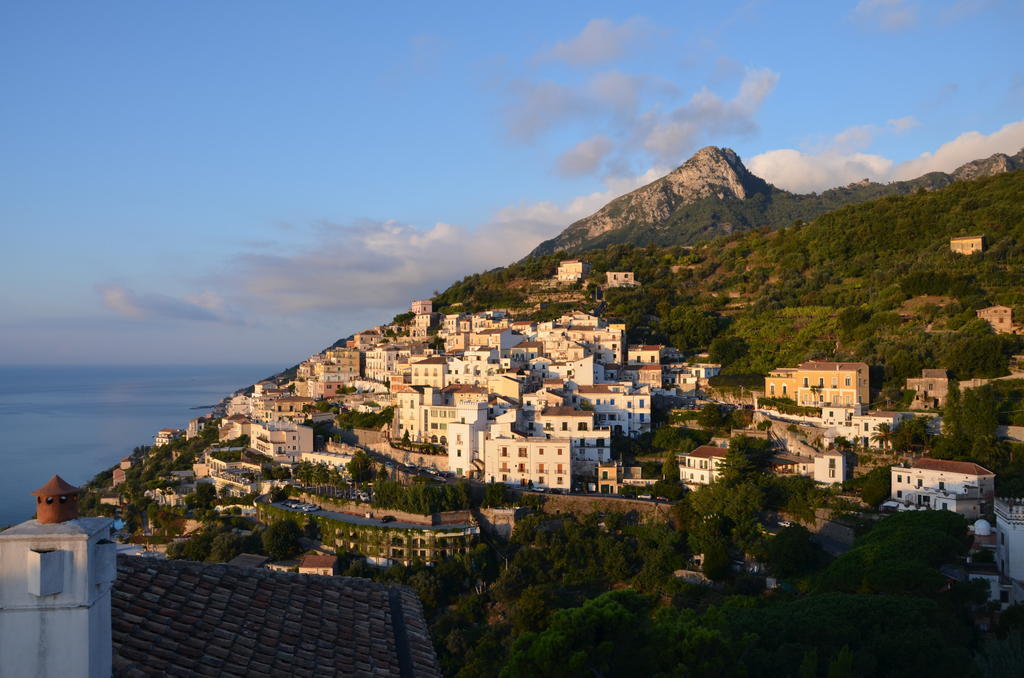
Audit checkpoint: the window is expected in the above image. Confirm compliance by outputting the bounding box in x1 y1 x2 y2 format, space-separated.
845 376 851 387
538 448 544 455
501 447 508 457
897 490 902 498
939 481 945 491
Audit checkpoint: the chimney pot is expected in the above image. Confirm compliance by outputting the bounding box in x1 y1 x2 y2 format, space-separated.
31 475 81 524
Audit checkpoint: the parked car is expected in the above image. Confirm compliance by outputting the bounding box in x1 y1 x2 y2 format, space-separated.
380 515 396 523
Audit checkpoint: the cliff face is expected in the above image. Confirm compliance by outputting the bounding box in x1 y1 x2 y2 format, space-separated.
528 146 1024 257
533 147 778 255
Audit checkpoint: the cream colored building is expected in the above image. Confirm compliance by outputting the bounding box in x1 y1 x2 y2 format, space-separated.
764 361 870 406
906 369 950 409
605 271 638 288
977 305 1015 334
409 356 449 388
483 433 572 490
555 259 590 282
250 421 313 461
411 299 433 315
627 345 665 364
950 235 985 254
260 395 315 422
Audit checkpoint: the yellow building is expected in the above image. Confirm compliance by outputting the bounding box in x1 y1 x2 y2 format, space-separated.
764 360 870 407
950 235 985 254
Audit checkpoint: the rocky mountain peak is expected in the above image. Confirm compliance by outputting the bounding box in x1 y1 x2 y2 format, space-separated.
664 146 753 200
951 149 1024 182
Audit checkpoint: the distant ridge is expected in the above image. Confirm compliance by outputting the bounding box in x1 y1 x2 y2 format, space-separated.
529 146 1024 256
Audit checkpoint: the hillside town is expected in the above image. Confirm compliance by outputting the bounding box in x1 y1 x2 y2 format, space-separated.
68 258 1022 617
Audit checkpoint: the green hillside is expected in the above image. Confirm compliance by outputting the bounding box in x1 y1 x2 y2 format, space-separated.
434 170 1024 394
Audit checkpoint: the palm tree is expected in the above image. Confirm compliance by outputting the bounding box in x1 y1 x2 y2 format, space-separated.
871 423 892 451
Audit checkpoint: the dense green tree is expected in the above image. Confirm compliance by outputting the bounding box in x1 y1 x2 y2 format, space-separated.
709 335 749 366
261 519 302 561
766 525 823 578
346 451 376 484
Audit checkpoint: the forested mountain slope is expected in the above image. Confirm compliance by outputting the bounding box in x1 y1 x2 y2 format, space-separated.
437 169 1024 395
528 146 1024 256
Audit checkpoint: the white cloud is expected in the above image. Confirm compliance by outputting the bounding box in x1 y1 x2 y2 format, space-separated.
748 119 1024 192
891 120 1024 179
558 135 615 176
747 149 894 193
98 285 242 324
851 0 919 31
538 18 654 66
200 167 667 317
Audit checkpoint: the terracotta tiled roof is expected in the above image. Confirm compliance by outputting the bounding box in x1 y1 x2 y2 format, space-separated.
685 445 729 459
299 554 338 569
913 458 994 476
798 360 867 371
112 556 440 677
413 356 448 365
577 385 617 393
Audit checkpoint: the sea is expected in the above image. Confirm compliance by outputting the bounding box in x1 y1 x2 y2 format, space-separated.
0 364 278 527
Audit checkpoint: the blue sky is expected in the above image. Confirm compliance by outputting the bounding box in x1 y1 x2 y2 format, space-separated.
2 1 1022 365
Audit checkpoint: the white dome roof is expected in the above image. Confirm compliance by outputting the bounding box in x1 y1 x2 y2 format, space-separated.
974 519 992 536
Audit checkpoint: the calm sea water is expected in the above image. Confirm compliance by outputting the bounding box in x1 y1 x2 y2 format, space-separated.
0 364 278 527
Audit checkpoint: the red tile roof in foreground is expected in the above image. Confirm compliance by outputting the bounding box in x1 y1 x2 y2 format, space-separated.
913 458 994 476
112 556 440 677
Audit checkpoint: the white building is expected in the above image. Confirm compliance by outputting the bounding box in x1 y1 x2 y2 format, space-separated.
0 478 117 678
556 259 590 282
678 445 729 487
813 449 850 484
250 420 314 462
821 406 911 448
890 458 995 518
995 498 1024 602
574 384 652 437
482 433 572 490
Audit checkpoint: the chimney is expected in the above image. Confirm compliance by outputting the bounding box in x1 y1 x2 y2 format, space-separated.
32 474 81 524
0 475 116 677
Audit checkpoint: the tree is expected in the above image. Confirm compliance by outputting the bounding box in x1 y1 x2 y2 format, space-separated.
208 532 245 562
708 335 749 366
662 448 679 481
262 519 302 561
482 482 509 508
766 525 823 578
871 423 892 450
697 404 727 431
347 451 375 483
